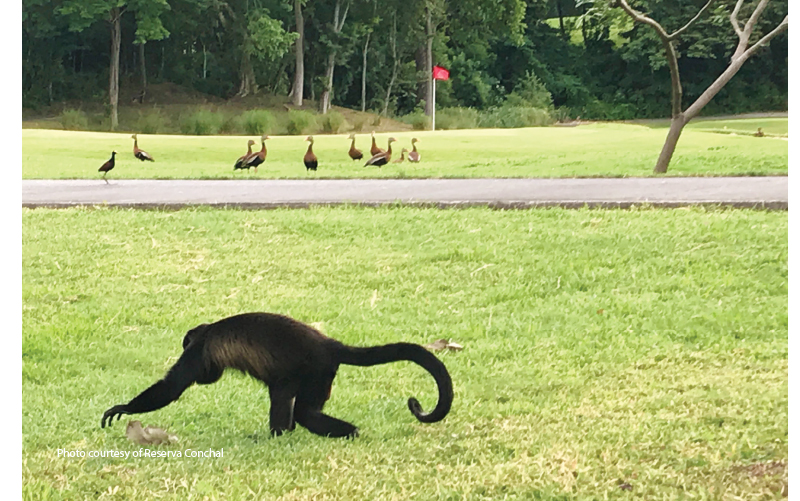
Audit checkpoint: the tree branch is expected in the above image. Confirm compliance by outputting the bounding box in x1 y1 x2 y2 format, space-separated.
109 6 127 23
669 0 714 40
743 0 770 37
613 0 683 117
613 0 671 40
337 0 350 32
730 0 745 36
733 0 775 59
742 14 788 60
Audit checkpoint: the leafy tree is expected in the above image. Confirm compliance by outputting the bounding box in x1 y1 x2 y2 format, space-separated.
58 0 170 129
289 0 306 106
21 0 788 126
610 0 787 172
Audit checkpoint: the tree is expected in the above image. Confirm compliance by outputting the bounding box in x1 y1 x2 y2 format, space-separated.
131 0 171 101
418 0 526 115
59 0 169 129
239 8 298 97
382 10 399 115
611 0 788 173
319 0 350 114
289 0 305 106
22 0 787 121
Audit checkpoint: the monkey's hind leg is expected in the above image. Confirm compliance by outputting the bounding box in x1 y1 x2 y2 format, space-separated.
268 382 298 437
293 386 358 439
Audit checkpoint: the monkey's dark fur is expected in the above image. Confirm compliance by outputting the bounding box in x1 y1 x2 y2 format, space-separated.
101 313 453 438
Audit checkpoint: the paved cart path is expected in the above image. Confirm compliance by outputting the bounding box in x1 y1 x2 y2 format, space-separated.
22 177 788 209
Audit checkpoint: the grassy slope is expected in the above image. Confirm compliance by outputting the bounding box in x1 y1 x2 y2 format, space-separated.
684 117 789 136
23 207 787 499
22 121 788 180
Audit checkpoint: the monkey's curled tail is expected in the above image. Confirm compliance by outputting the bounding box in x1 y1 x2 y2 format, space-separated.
335 342 453 423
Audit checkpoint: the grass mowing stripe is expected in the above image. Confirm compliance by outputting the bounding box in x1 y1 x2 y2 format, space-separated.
23 207 787 499
22 122 788 179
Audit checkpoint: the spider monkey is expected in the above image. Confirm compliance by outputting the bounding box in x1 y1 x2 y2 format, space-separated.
101 313 453 438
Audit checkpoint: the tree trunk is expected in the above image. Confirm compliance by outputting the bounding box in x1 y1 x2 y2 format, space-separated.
556 0 566 38
424 4 434 116
109 7 121 130
415 46 427 110
272 58 288 94
238 49 257 97
320 52 336 114
361 32 370 112
653 54 750 173
580 4 587 44
202 42 208 79
613 0 788 174
382 13 398 116
290 0 304 106
653 114 687 173
139 42 147 98
319 0 349 114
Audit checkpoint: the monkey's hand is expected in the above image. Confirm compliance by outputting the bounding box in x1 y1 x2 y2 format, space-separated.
101 405 129 428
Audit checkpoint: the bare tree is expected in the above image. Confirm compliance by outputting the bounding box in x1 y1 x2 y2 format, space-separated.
361 31 370 112
612 0 788 173
423 3 433 116
320 0 350 114
382 12 399 116
108 7 122 130
414 0 441 116
237 46 257 97
290 0 304 106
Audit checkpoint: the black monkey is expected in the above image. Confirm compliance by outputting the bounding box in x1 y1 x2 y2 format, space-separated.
101 313 453 438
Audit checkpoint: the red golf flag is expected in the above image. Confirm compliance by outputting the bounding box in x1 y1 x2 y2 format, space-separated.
432 66 450 81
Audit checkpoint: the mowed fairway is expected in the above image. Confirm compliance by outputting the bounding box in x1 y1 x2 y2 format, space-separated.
22 121 788 180
684 117 789 136
23 207 787 499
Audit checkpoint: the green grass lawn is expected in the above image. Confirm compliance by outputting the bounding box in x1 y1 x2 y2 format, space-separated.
22 121 788 180
684 117 789 137
23 207 787 499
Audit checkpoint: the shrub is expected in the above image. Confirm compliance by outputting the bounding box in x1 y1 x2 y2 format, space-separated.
179 109 223 135
59 109 89 130
241 109 275 135
320 111 349 134
350 116 368 132
506 71 554 110
400 111 431 131
135 109 169 134
219 114 245 134
552 107 574 123
480 106 553 128
435 107 480 130
580 100 638 121
286 110 317 135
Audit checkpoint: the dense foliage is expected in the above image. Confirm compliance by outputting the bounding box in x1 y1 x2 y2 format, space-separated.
23 0 787 120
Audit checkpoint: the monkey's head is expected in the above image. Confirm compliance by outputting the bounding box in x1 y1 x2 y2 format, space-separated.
183 324 210 350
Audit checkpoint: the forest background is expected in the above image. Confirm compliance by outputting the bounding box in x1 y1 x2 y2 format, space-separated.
22 0 788 130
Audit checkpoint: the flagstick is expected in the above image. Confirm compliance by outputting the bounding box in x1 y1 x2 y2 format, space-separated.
432 77 436 131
